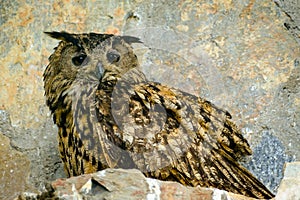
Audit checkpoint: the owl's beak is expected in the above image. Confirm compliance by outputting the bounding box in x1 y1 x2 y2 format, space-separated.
96 61 105 80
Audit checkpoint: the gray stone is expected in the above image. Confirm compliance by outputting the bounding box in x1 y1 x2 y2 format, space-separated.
243 132 294 194
273 0 300 44
276 162 300 200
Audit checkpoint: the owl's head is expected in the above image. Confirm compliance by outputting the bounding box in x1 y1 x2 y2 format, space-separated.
44 31 142 110
44 31 141 83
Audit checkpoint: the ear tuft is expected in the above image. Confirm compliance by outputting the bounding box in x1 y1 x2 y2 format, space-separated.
121 36 143 44
44 31 82 48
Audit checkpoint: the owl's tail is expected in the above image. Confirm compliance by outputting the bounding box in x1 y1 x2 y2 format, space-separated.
206 149 275 199
167 145 275 199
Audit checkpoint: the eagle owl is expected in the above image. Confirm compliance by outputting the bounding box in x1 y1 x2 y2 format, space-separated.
44 31 274 199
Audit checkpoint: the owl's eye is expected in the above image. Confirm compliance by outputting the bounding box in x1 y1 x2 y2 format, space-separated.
106 51 120 63
72 54 87 66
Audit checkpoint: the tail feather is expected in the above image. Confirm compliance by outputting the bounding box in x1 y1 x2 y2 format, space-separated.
213 149 274 198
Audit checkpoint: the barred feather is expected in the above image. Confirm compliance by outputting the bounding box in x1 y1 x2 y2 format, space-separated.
44 31 274 199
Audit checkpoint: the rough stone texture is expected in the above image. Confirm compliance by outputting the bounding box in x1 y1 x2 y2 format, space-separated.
0 132 30 200
276 162 300 200
15 164 300 199
1 0 299 199
274 0 300 44
16 168 261 200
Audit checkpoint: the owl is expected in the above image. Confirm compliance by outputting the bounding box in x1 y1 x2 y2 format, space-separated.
43 31 274 199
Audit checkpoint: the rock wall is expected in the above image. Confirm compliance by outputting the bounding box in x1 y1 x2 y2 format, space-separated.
1 0 299 199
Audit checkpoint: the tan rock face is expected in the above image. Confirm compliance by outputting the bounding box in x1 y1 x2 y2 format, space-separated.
1 0 299 199
0 134 30 200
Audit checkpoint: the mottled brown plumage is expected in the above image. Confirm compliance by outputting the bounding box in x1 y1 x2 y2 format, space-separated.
43 31 274 199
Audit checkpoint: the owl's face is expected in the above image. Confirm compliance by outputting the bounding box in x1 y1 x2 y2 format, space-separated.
44 32 141 84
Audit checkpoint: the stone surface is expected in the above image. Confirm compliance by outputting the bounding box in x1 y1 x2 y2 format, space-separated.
1 0 299 199
0 133 30 200
276 162 300 200
274 0 300 44
16 169 261 200
16 165 300 199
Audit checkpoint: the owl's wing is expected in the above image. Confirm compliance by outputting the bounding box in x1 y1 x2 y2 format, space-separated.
96 79 273 199
130 82 253 157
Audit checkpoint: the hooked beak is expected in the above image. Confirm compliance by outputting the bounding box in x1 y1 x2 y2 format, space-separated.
96 61 105 80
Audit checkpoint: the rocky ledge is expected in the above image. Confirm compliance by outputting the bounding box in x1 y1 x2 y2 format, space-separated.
16 162 300 200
